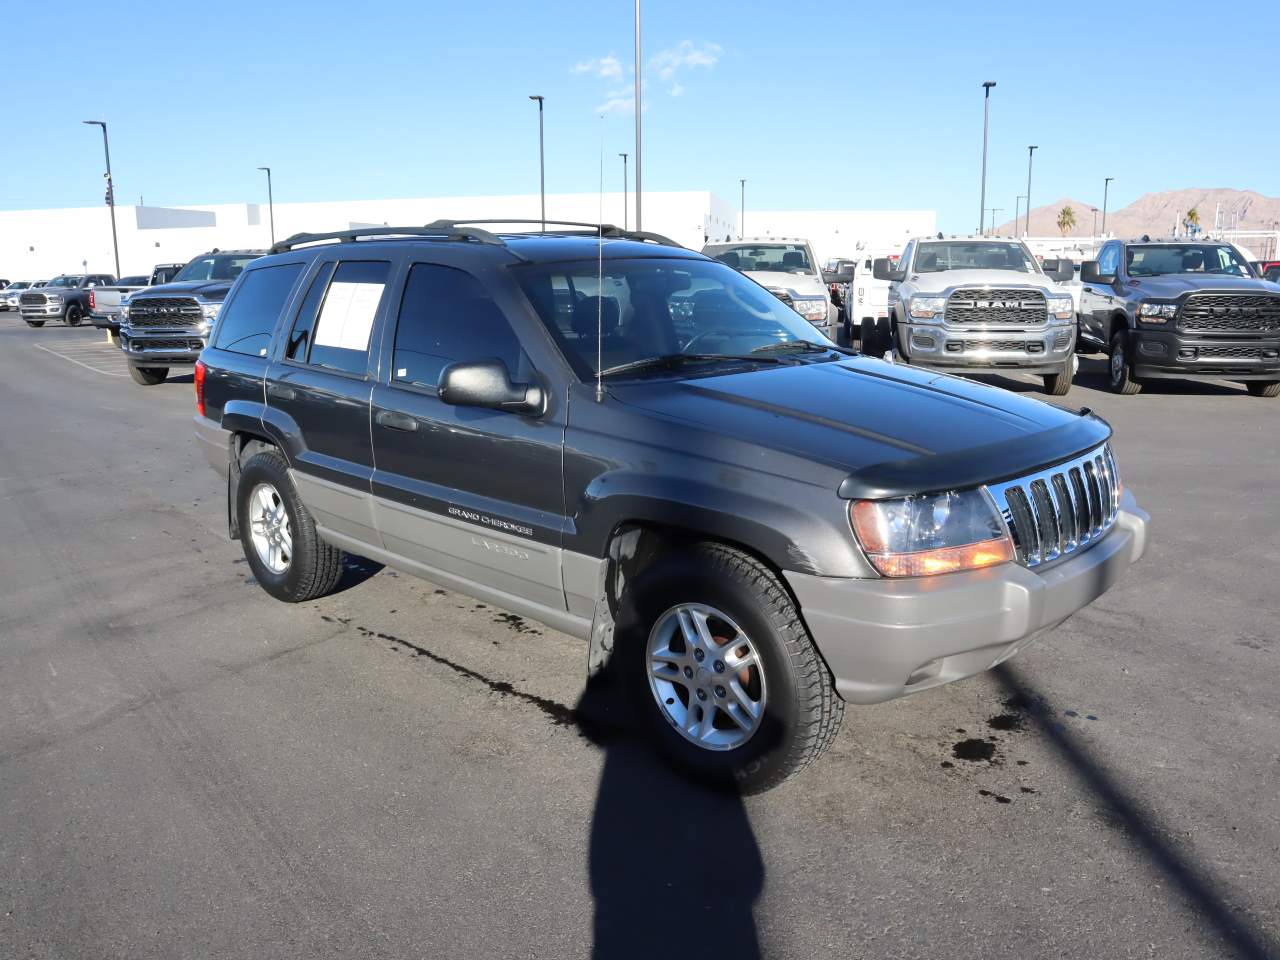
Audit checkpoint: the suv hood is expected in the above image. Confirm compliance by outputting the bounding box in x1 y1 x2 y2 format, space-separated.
745 270 827 298
1127 275 1279 296
909 269 1059 293
131 279 233 300
610 356 1107 497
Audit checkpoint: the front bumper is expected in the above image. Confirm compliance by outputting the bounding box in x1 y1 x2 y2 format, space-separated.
785 491 1149 705
120 327 206 366
91 313 122 332
899 322 1075 374
1131 329 1280 380
20 304 65 320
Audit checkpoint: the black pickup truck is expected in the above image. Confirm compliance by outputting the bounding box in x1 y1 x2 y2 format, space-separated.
19 273 116 327
1080 239 1280 396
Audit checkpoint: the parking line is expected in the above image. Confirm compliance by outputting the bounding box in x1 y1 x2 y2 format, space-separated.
33 342 128 377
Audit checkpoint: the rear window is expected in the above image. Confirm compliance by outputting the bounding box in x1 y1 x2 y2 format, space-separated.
212 263 304 357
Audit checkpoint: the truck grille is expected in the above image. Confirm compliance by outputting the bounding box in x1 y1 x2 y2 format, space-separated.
986 444 1119 568
1178 293 1280 332
129 337 204 351
128 296 203 327
1197 344 1272 359
946 288 1047 325
21 292 47 306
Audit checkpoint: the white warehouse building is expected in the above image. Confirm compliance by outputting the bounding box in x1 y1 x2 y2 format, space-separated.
0 191 934 280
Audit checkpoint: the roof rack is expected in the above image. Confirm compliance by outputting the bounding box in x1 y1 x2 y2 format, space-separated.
269 224 506 255
425 218 684 249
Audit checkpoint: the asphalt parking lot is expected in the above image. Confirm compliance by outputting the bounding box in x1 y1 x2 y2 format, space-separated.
1 319 1277 960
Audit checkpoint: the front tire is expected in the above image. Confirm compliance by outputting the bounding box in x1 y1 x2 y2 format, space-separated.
618 542 843 794
1108 332 1142 395
25 320 44 328
1245 380 1280 398
236 450 346 603
66 305 83 327
128 366 169 385
1043 361 1073 396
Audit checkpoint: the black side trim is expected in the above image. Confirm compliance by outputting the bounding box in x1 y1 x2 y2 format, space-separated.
837 414 1113 500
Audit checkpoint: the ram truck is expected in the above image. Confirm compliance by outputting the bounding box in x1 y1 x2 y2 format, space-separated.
90 263 187 333
703 238 844 341
872 237 1076 395
19 273 116 327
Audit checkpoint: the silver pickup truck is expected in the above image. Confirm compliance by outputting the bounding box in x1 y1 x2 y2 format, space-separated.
870 237 1077 395
90 263 186 334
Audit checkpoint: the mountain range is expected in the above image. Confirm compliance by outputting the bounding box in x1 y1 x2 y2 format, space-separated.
992 188 1280 240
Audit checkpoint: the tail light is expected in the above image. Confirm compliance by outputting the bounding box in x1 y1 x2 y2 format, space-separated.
88 290 96 311
194 359 206 417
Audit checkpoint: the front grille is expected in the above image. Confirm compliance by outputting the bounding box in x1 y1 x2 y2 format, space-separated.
127 296 202 327
20 292 47 306
1196 344 1271 359
130 338 203 351
767 288 794 309
958 339 1026 352
986 444 1119 568
1178 293 1280 332
946 288 1047 325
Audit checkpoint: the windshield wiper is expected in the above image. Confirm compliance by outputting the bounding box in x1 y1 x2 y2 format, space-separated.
750 339 843 357
600 353 791 379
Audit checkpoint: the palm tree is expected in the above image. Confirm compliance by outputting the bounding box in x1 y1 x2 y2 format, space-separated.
1186 207 1201 236
1056 206 1077 236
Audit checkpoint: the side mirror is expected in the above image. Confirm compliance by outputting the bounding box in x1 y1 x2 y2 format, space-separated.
1042 259 1075 282
823 269 854 285
438 359 545 416
873 258 906 282
1079 261 1114 285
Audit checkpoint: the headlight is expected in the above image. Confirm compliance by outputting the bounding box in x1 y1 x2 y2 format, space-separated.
850 488 1014 578
47 294 63 303
1046 295 1074 323
1138 302 1178 325
199 300 223 320
791 297 827 322
908 296 947 321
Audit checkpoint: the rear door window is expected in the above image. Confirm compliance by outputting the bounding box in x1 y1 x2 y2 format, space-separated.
287 261 390 376
213 263 304 357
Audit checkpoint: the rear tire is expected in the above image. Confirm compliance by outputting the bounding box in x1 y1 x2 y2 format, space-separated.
616 541 843 794
129 366 169 386
1043 362 1073 396
236 449 346 603
1245 380 1280 398
1108 332 1142 395
25 320 44 328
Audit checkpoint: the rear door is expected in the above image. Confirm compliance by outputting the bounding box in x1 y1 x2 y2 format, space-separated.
368 257 569 612
265 256 399 549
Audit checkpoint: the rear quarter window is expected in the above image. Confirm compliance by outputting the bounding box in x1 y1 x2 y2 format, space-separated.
212 263 304 357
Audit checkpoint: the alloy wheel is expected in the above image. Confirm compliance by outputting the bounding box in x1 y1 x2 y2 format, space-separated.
248 483 293 574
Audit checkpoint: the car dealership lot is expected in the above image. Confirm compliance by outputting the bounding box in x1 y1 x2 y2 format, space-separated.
1 323 1277 959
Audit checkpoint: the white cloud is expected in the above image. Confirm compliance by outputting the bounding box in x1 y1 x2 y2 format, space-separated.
649 41 721 82
595 96 634 115
668 82 685 97
571 54 623 80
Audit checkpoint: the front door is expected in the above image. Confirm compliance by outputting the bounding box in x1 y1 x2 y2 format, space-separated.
369 260 568 611
1081 242 1121 345
265 257 396 548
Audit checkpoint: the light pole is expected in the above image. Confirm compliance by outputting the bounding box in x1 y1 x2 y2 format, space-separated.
1101 177 1114 236
528 95 546 231
1024 145 1037 237
1014 195 1026 236
618 153 628 230
1091 207 1098 237
257 166 275 246
82 120 121 278
978 81 996 236
988 208 1003 235
739 179 746 239
634 0 642 231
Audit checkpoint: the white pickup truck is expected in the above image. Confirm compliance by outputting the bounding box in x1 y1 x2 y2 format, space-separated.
870 237 1077 395
90 263 185 334
702 238 842 341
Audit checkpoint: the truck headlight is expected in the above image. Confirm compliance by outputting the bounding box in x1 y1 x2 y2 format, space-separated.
1046 295 1074 323
199 301 223 320
908 296 947 321
1138 302 1177 325
791 297 828 322
850 488 1014 577
47 294 63 303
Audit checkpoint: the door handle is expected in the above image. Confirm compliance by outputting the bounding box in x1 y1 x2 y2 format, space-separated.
267 384 298 401
1083 287 1094 293
376 410 419 432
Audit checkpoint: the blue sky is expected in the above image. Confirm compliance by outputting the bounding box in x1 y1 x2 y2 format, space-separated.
4 0 1277 233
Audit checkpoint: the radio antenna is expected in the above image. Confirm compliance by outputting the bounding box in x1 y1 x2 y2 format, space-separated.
595 114 605 403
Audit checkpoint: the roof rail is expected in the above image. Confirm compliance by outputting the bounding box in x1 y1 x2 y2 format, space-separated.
269 223 507 255
426 218 684 249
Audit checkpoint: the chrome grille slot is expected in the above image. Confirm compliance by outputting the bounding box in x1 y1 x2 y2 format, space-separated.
986 443 1120 568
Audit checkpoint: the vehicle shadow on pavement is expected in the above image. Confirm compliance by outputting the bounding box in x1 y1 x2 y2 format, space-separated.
994 663 1277 960
574 674 765 960
975 358 1246 397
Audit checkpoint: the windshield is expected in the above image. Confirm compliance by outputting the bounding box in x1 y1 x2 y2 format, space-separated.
174 253 258 283
1126 244 1251 277
913 241 1038 274
9 282 30 290
47 276 82 288
516 258 832 379
704 243 814 275
152 266 181 284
